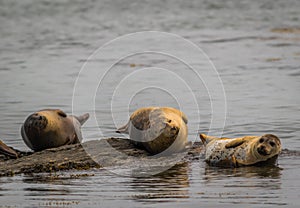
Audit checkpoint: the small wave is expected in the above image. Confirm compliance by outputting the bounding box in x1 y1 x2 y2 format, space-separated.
201 36 258 43
0 67 10 71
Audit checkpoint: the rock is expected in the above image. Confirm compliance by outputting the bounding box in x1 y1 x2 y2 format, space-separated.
0 138 204 177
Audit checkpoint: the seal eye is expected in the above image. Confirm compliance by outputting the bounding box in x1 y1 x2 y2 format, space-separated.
57 110 67 118
168 120 172 123
269 141 275 147
259 138 264 143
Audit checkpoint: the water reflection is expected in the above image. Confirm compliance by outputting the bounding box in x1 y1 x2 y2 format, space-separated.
204 165 282 180
195 163 284 206
21 174 74 197
22 173 75 185
23 187 70 196
130 162 190 203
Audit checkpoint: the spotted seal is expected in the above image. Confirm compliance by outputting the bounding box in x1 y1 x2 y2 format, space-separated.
21 109 89 151
117 107 188 154
200 134 281 167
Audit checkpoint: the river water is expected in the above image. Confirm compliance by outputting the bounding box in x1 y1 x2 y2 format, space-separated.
0 0 300 207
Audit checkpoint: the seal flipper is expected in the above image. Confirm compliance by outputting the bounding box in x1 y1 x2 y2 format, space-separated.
0 140 18 158
225 138 246 148
116 122 129 134
199 134 219 145
181 113 188 124
74 113 90 125
64 133 80 145
225 136 258 148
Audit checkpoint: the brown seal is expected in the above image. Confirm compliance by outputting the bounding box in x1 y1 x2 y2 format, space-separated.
0 140 18 158
117 107 188 155
200 133 281 167
21 109 89 151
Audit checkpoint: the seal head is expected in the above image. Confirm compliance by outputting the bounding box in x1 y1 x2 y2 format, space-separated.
21 109 89 151
253 134 281 158
117 107 188 155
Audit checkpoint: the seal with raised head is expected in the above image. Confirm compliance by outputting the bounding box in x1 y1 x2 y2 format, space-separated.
200 133 281 167
21 109 89 151
117 107 188 155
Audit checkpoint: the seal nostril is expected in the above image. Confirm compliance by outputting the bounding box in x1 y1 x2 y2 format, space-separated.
257 145 268 155
171 127 177 131
39 116 43 120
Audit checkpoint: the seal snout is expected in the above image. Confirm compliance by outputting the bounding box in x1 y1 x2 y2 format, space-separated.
31 113 45 121
169 125 179 137
257 145 270 156
163 120 179 137
25 113 48 130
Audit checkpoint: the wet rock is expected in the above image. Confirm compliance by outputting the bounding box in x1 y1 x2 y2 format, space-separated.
0 142 98 177
0 138 204 177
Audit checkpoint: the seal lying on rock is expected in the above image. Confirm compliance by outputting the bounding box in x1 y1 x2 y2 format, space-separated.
117 107 188 155
200 134 281 167
0 140 18 158
21 109 89 151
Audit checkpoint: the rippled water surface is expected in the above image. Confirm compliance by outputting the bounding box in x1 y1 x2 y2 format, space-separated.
0 0 300 207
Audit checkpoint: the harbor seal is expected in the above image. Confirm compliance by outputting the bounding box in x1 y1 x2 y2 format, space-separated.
200 133 281 167
0 140 18 158
117 107 188 155
21 109 89 151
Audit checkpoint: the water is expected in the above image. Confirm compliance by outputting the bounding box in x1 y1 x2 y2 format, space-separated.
0 0 300 207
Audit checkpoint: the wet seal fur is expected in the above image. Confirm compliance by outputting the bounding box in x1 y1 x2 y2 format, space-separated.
21 109 89 151
117 107 188 155
200 134 281 167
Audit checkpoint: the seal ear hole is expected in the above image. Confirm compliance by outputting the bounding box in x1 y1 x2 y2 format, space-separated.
269 141 275 147
57 110 67 118
259 138 264 143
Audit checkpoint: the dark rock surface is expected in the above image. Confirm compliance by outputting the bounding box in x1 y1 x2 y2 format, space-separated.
0 138 204 177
